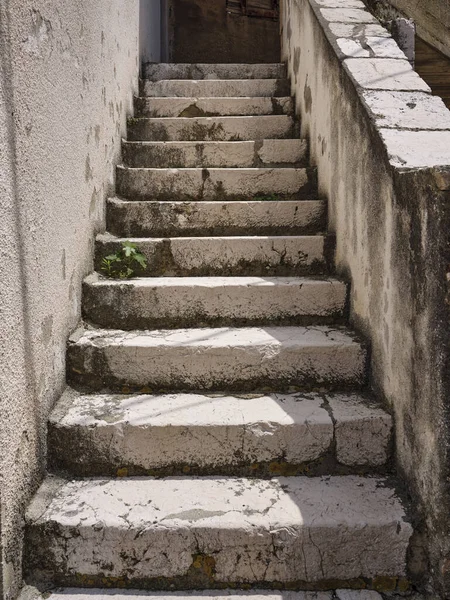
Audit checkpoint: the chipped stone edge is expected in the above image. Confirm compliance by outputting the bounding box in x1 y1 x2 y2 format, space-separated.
307 0 450 178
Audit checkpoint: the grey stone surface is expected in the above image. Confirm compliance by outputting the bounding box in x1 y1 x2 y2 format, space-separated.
143 63 286 81
329 395 392 466
327 23 391 38
28 592 334 600
106 198 325 237
95 234 326 277
314 0 365 7
127 115 296 142
141 79 290 98
391 18 415 65
362 91 450 130
344 58 431 92
320 8 378 24
134 97 294 118
82 275 346 328
49 389 391 474
122 139 307 168
379 129 450 168
336 591 383 600
25 476 412 585
336 37 407 59
66 325 367 391
116 166 315 201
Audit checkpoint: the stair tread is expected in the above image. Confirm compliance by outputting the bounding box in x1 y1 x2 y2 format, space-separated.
26 591 372 600
84 274 342 287
70 325 363 348
49 388 391 474
143 63 286 81
26 475 412 584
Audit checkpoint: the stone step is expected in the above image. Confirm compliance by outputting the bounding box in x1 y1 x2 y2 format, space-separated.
134 96 294 118
49 388 392 476
127 116 297 142
143 63 287 81
122 139 308 168
19 590 386 600
82 275 346 329
106 198 325 237
66 325 367 392
139 79 290 98
25 476 412 588
116 167 317 201
95 235 326 277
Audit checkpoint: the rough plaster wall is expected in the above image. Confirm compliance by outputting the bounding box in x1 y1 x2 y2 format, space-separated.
281 0 450 594
0 2 139 599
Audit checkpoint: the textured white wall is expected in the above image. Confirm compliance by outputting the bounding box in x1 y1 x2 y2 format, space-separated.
0 2 139 598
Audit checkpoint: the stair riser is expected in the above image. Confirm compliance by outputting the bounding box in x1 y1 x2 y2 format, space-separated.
134 97 294 118
95 236 326 277
25 478 411 589
116 167 317 201
82 278 347 329
127 116 298 142
106 200 325 237
67 337 367 393
140 79 291 97
122 139 308 168
143 63 286 80
49 391 392 477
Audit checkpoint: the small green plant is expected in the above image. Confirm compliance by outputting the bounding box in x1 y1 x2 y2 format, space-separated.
101 242 147 279
253 193 282 202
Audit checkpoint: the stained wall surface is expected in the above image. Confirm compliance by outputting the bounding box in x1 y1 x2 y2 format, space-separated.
281 0 450 595
0 2 139 599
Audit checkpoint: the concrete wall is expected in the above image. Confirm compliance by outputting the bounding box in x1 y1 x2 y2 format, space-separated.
140 0 162 66
0 2 139 599
170 0 280 63
281 0 450 596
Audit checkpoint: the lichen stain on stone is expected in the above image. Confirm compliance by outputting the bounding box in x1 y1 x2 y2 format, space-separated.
304 77 313 114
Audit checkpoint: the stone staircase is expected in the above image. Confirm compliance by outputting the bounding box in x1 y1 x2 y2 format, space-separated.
24 63 413 598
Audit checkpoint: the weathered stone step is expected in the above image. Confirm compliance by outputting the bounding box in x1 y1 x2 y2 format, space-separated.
116 167 317 201
140 79 290 98
122 139 308 168
127 116 297 142
25 476 412 588
49 388 392 476
20 590 386 600
106 198 325 237
143 63 287 81
82 275 346 329
134 96 294 118
66 326 367 392
95 235 326 277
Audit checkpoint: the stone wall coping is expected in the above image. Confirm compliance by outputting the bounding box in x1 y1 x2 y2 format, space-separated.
308 0 450 175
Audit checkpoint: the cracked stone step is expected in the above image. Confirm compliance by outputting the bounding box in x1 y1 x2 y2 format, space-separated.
106 198 326 237
116 167 317 201
21 591 383 600
122 139 308 168
139 79 290 98
95 235 326 277
143 63 287 81
127 116 298 142
49 389 392 476
25 476 412 588
66 325 367 392
82 275 346 329
134 96 294 118
19 592 388 600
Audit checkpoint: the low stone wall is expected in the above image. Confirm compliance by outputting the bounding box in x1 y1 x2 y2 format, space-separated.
0 2 138 599
281 0 450 595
